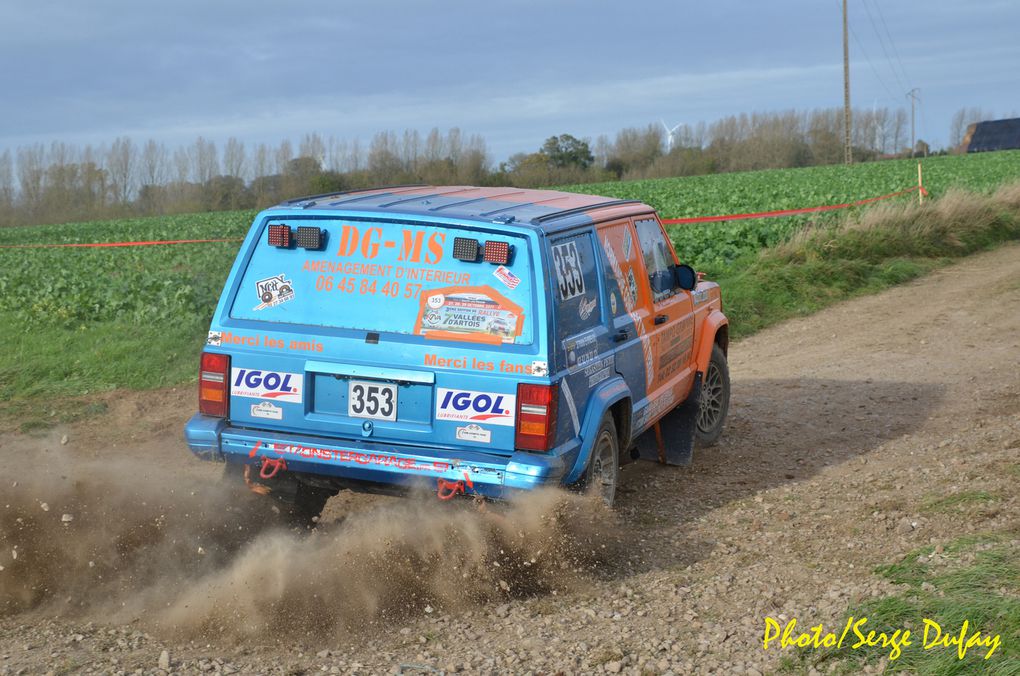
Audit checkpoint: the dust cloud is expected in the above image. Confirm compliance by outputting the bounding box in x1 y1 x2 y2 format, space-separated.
0 437 617 639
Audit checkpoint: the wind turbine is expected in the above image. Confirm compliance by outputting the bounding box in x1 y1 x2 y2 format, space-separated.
661 120 683 153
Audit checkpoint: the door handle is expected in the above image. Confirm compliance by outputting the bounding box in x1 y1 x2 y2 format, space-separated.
612 329 629 343
654 314 668 325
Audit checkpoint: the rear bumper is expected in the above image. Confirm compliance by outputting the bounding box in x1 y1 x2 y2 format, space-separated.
184 414 566 499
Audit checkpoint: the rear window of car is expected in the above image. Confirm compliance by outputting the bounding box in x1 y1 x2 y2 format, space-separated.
229 219 535 345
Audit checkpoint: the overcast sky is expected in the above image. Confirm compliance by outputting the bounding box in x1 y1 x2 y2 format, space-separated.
2 0 1018 161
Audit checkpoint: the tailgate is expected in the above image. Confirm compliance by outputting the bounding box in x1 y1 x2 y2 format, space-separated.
226 349 520 454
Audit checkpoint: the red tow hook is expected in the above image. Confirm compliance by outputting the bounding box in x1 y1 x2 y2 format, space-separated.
437 472 475 501
259 457 287 480
436 478 465 500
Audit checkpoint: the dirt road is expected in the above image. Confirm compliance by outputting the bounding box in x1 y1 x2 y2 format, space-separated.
2 243 1018 675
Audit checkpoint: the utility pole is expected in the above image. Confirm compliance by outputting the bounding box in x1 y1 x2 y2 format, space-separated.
842 0 852 164
906 88 920 157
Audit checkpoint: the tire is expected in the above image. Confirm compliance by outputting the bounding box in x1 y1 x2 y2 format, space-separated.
695 344 730 446
571 414 620 508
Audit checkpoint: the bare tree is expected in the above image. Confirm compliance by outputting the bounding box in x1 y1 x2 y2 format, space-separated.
274 140 293 174
140 139 169 186
172 147 190 184
349 138 363 173
107 137 136 203
299 133 325 167
190 137 219 184
0 150 14 223
16 144 45 214
368 131 402 181
424 128 444 164
326 135 348 172
223 137 247 179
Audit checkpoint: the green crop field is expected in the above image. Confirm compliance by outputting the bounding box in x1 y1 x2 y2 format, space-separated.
563 151 1020 269
1 151 1019 428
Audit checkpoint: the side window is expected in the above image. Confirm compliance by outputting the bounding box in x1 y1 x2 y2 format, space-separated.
633 218 676 303
550 232 601 343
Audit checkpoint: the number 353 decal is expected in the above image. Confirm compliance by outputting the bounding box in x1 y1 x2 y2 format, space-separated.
552 240 585 301
348 380 397 421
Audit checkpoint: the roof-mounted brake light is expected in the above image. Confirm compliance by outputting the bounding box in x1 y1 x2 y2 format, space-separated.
453 237 514 265
268 224 292 248
453 237 480 262
295 226 325 250
483 240 513 265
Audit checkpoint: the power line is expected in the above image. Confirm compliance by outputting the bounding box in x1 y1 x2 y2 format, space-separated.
870 0 913 90
860 0 908 93
834 0 899 104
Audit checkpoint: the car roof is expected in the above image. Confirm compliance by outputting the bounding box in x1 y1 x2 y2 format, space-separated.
268 185 656 232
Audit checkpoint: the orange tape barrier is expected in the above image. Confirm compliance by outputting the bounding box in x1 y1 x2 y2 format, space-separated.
660 185 928 225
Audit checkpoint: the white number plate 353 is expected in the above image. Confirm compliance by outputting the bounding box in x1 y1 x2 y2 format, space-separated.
347 380 397 421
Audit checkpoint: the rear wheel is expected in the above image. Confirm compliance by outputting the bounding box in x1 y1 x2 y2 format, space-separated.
695 344 730 446
572 414 619 507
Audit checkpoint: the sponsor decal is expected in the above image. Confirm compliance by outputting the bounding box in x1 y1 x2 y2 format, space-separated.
552 240 586 301
493 265 521 290
254 274 295 310
623 227 633 260
530 360 549 377
635 387 678 431
565 331 599 372
642 336 655 385
253 440 451 474
416 285 523 344
656 316 695 381
456 423 492 444
692 288 709 305
230 368 303 403
206 330 222 346
625 269 638 310
578 295 597 321
585 355 615 388
436 387 516 427
250 401 283 420
609 292 618 315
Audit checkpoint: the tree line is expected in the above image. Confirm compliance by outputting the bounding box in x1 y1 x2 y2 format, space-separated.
0 106 991 227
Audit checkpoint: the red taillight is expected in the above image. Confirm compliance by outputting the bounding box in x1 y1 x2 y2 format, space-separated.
199 352 230 417
515 383 558 452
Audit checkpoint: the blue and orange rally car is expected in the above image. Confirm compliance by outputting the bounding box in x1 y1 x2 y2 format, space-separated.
186 185 729 526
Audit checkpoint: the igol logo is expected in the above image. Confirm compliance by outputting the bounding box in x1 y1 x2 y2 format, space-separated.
231 368 303 401
436 388 516 426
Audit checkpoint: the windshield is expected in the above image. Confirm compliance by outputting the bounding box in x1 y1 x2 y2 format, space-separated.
229 219 535 345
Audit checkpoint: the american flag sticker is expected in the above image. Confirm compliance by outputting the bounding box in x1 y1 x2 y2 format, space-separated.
493 265 521 290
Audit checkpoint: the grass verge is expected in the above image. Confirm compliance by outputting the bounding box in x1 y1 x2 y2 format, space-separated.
784 535 1019 674
0 317 208 432
708 182 1020 339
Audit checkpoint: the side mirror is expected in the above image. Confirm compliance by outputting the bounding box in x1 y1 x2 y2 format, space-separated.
674 264 697 291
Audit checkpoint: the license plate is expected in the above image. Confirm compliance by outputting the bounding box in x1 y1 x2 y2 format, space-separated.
347 380 398 421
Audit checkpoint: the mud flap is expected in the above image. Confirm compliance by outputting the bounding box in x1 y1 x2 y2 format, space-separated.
634 374 700 466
